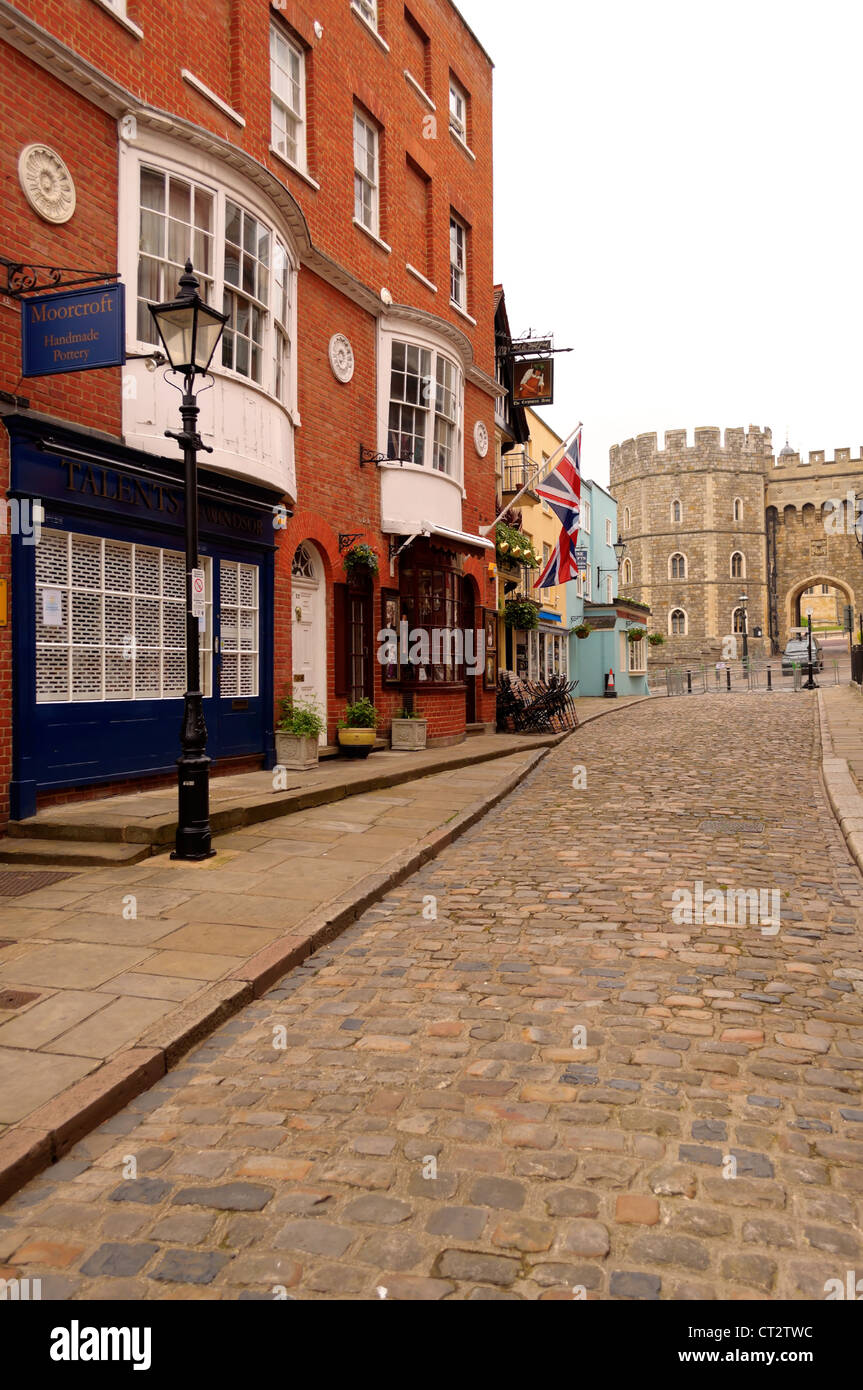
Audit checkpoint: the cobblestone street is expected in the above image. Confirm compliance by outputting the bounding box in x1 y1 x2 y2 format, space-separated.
1 694 862 1301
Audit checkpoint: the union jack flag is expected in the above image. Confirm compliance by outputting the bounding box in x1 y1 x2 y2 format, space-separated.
535 428 582 537
534 528 579 589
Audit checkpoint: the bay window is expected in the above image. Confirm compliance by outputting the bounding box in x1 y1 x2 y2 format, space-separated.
386 339 463 478
136 164 295 405
137 168 214 342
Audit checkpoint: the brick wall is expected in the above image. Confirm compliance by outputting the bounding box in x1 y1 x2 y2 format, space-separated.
0 0 497 822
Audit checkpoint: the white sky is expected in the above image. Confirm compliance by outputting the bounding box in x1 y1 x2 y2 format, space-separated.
456 0 863 487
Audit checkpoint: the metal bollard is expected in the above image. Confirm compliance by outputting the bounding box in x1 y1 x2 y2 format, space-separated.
686 670 692 694
726 668 731 692
766 665 772 691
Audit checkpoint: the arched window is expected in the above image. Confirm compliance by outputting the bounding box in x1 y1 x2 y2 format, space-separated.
670 609 687 636
622 557 633 585
733 497 742 522
291 543 316 579
730 550 744 579
732 608 746 634
671 499 682 523
623 506 631 530
669 552 686 580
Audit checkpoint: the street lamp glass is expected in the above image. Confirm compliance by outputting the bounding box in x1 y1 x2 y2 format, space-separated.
612 535 625 565
148 261 227 376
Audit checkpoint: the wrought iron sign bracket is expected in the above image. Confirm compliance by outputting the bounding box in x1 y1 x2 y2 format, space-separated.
0 256 120 300
338 533 364 554
360 444 414 467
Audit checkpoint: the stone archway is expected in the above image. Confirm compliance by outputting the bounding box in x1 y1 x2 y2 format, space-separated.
784 573 854 640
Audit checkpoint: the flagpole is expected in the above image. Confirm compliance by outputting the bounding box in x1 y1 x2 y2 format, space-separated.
479 422 582 535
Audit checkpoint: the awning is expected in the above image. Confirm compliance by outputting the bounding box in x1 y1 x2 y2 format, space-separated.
382 518 494 552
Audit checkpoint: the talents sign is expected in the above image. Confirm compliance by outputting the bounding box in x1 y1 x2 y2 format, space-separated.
22 283 124 377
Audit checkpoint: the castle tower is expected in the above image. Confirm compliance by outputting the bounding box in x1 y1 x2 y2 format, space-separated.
608 426 772 665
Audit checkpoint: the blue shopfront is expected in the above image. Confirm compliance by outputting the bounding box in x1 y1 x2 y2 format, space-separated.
6 418 278 821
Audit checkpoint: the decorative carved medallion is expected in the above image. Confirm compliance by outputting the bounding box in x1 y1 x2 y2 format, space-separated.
474 419 489 457
328 333 355 383
18 145 76 224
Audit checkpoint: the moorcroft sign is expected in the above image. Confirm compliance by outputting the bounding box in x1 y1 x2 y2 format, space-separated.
22 283 124 377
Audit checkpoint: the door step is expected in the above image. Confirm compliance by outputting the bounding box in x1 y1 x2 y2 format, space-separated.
0 838 154 867
465 722 488 737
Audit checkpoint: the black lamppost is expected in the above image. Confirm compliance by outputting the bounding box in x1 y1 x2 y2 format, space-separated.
149 261 228 860
737 591 749 668
803 611 818 689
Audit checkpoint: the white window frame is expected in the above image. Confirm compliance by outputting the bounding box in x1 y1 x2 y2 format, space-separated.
354 109 380 236
450 213 467 310
270 23 306 173
628 633 647 674
449 74 468 142
581 499 591 533
622 557 633 585
381 331 464 483
583 567 592 600
669 607 688 636
605 517 613 546
352 0 378 30
36 528 213 704
606 576 614 603
669 551 687 580
132 153 298 408
623 506 631 530
730 550 745 579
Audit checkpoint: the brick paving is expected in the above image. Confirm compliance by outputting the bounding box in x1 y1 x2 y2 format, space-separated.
1 693 861 1300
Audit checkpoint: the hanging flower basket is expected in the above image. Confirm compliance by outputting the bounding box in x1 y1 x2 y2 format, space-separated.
343 543 379 577
573 624 593 639
648 633 665 646
495 522 539 568
504 597 539 631
627 627 647 643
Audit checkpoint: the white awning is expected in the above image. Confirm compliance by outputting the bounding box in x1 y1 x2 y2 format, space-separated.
381 518 494 552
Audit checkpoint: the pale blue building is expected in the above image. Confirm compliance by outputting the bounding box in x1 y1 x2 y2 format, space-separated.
567 479 650 697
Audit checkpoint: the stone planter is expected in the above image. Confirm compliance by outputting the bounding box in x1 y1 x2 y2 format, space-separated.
275 732 320 771
391 718 427 751
338 728 375 759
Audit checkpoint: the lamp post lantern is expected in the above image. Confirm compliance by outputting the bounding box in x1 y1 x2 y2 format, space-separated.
737 592 749 668
148 261 228 860
803 611 818 690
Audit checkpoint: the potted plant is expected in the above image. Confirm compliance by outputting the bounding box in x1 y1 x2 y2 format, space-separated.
338 697 378 758
648 632 665 647
627 627 647 643
504 597 539 631
275 694 325 770
573 623 593 639
343 543 379 578
390 705 427 751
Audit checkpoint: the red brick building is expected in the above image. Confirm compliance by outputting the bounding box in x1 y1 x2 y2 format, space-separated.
0 0 499 826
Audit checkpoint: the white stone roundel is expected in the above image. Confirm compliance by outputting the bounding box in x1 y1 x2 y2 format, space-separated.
474 420 489 458
328 333 355 383
18 145 76 224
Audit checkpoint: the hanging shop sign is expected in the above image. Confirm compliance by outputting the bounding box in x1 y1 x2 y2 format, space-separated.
21 283 124 377
574 548 588 570
513 356 554 406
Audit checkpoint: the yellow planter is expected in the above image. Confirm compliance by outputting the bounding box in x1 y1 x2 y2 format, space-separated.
338 727 375 759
